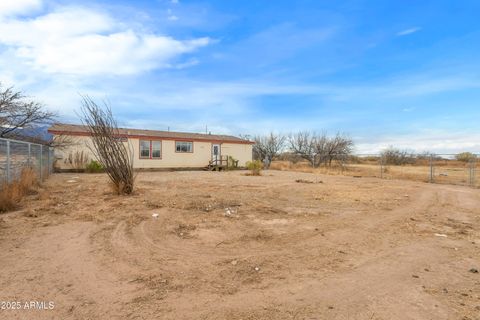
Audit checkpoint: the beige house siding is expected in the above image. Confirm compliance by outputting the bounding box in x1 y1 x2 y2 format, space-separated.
54 135 97 171
220 143 253 166
133 139 213 169
53 135 253 170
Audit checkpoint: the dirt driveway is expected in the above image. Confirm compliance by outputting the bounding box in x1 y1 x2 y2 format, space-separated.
0 170 479 319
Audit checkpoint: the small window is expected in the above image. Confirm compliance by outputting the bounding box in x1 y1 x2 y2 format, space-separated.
176 141 193 153
140 140 150 158
140 140 162 159
152 141 161 158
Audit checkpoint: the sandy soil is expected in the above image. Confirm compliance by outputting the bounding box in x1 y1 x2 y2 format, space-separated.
0 170 479 319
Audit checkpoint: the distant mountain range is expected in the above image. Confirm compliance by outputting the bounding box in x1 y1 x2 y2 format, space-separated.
5 125 52 143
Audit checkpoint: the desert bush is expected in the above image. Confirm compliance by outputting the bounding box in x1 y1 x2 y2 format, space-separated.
380 147 416 165
0 167 38 212
246 160 263 176
80 96 135 195
456 152 477 163
85 160 104 173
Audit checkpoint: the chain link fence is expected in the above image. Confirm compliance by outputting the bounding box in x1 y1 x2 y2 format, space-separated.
271 153 479 188
0 137 54 185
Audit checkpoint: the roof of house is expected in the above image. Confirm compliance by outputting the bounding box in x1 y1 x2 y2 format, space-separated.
48 123 254 144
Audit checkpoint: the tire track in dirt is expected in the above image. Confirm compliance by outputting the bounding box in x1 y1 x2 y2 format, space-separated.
0 222 142 320
2 171 479 320
134 183 479 319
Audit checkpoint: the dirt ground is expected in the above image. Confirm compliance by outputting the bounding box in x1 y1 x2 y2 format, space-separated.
0 170 479 320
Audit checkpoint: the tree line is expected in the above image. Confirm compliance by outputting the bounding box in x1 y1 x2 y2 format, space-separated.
249 132 354 168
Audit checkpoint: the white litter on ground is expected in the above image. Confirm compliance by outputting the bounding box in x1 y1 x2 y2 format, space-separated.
434 233 448 238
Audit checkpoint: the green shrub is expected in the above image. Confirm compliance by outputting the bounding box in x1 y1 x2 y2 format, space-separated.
456 152 477 163
246 160 263 176
85 160 104 173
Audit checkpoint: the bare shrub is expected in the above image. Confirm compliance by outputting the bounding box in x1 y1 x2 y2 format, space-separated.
0 167 38 212
80 96 135 195
381 147 416 165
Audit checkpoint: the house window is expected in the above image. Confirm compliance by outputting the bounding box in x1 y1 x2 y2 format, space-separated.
140 140 150 158
140 140 162 159
176 141 193 153
152 141 161 158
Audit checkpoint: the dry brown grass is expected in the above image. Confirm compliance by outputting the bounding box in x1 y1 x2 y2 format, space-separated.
270 160 478 187
270 160 348 175
0 167 39 213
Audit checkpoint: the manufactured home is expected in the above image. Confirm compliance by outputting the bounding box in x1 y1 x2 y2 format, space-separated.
48 124 254 171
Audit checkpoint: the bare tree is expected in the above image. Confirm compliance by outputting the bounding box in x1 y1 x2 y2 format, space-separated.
47 133 76 150
0 83 55 137
323 133 354 166
289 131 354 167
80 96 135 195
288 131 318 167
253 132 286 168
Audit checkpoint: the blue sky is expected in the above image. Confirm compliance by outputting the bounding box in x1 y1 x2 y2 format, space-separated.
1 0 480 153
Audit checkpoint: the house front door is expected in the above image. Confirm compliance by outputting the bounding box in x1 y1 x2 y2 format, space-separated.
212 144 221 164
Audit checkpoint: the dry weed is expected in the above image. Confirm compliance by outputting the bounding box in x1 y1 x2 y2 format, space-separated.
0 167 39 213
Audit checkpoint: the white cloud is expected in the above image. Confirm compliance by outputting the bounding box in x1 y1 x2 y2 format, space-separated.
396 27 421 36
166 9 179 21
0 0 41 17
356 131 480 154
0 5 210 76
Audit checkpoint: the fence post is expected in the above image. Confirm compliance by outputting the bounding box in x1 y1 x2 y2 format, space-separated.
380 155 384 179
468 159 472 187
40 144 43 181
429 154 434 183
475 158 478 187
47 147 51 177
50 148 54 175
469 158 475 187
28 142 31 167
6 140 11 183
